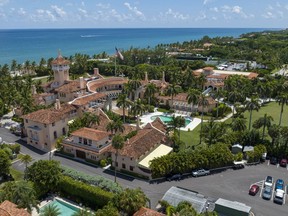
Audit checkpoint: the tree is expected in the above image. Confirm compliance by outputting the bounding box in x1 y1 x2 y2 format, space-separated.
0 180 39 213
201 119 227 146
186 88 201 115
40 204 61 216
113 188 149 216
245 96 261 130
19 154 33 170
268 124 281 147
166 83 180 108
95 203 119 216
144 83 158 105
0 149 11 176
106 119 124 135
25 160 62 196
253 114 274 141
167 116 185 141
276 92 288 126
198 94 209 144
116 93 132 123
231 117 247 132
112 135 124 183
130 99 145 118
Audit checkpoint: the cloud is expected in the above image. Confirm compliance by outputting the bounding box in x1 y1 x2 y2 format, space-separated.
124 2 145 20
78 8 88 18
31 9 56 22
220 5 251 18
96 3 110 9
0 0 9 6
210 7 218 12
17 8 26 16
203 0 213 5
163 8 189 20
262 11 274 19
195 11 207 21
51 5 66 18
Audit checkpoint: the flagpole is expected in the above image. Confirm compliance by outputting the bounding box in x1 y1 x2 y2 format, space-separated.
114 55 117 76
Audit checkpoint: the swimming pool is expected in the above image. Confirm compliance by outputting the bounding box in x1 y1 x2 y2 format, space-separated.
40 198 81 216
151 115 191 126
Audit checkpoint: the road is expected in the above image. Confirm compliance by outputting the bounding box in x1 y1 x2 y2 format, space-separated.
1 127 288 216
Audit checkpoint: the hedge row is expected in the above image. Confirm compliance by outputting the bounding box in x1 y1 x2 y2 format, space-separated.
61 166 122 193
57 175 113 209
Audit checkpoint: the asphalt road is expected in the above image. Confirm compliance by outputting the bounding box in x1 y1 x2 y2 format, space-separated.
1 127 288 216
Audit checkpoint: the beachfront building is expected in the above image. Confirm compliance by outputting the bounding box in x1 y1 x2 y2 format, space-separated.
21 100 77 152
0 200 31 216
194 67 258 91
110 119 172 179
62 127 111 161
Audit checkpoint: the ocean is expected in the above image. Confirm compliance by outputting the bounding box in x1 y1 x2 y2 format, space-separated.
0 28 275 66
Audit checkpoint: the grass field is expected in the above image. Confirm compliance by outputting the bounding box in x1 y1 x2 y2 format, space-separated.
179 101 288 149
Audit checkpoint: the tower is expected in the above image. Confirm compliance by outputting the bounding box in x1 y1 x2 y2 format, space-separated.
51 50 70 87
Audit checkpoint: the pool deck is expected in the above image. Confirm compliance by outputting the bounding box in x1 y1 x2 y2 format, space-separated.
140 111 201 131
32 196 83 216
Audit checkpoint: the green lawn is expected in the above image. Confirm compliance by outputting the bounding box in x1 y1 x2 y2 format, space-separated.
179 101 288 150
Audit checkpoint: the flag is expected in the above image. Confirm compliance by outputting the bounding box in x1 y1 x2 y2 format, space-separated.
115 47 124 60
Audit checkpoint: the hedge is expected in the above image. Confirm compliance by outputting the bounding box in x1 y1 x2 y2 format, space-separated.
61 166 122 193
57 175 114 209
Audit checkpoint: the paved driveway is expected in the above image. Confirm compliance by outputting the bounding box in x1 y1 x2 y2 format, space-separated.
1 127 288 216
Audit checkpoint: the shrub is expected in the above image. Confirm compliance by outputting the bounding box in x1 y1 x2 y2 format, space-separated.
234 152 243 161
124 130 137 141
212 103 231 117
0 143 20 154
57 176 113 209
61 166 122 193
100 159 107 167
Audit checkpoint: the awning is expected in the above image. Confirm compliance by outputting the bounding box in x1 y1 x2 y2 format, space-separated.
138 144 173 169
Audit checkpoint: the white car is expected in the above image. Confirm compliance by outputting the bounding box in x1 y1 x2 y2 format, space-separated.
274 189 285 204
264 176 273 187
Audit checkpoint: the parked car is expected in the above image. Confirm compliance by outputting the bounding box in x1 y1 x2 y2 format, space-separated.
270 157 278 165
275 179 284 191
274 189 285 204
280 159 287 167
233 163 245 170
166 174 182 181
264 176 273 187
192 169 210 177
249 184 260 196
262 186 272 200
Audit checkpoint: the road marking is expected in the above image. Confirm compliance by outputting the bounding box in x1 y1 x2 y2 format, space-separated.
259 180 265 197
277 164 279 168
283 185 286 205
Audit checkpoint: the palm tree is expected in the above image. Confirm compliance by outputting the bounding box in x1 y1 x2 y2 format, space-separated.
167 116 185 141
201 119 227 146
231 117 247 132
166 83 179 109
128 79 141 100
72 208 93 216
19 154 33 170
213 88 225 118
186 88 201 115
40 204 61 216
144 83 157 105
112 134 124 182
198 94 209 144
245 96 261 131
268 124 281 147
276 92 288 126
116 93 132 123
253 114 274 141
106 119 124 134
228 90 244 117
130 99 145 118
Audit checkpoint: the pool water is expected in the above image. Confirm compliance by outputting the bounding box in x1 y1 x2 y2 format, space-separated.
40 199 80 216
151 115 191 126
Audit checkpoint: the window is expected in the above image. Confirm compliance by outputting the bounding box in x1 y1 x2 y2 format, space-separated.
44 124 47 128
130 166 134 171
45 143 47 146
53 131 57 139
115 162 118 167
52 122 55 127
88 140 92 146
122 163 126 169
79 137 82 143
62 127 66 135
25 119 28 123
84 138 87 145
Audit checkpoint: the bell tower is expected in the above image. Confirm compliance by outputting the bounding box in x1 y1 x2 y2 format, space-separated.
51 50 70 87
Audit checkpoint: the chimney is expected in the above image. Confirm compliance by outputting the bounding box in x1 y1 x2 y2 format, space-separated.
93 68 99 76
144 71 148 82
55 99 61 110
162 71 165 83
136 115 140 130
79 77 84 89
31 85 37 95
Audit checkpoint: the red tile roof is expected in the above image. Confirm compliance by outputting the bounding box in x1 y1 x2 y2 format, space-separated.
87 77 128 92
112 127 166 159
51 54 70 65
71 127 110 141
0 200 31 216
151 117 167 133
71 92 107 106
22 103 76 124
55 80 86 93
133 207 165 216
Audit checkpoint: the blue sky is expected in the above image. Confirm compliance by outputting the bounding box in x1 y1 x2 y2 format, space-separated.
0 0 287 29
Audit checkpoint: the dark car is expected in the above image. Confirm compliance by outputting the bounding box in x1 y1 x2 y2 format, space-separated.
270 157 278 165
233 164 245 170
262 186 272 200
280 159 287 167
275 179 284 190
249 184 260 196
166 174 182 181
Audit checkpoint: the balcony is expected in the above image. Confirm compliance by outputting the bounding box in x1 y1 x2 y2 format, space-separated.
62 139 111 153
